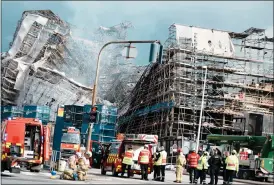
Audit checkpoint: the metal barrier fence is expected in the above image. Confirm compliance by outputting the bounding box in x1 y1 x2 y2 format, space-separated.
50 150 61 171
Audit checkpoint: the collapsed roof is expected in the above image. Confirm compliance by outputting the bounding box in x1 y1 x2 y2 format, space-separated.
1 10 144 120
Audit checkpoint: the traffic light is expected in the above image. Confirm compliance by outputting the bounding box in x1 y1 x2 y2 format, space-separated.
149 43 163 64
90 107 97 123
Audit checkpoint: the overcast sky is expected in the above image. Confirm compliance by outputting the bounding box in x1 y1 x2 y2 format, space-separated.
2 1 273 65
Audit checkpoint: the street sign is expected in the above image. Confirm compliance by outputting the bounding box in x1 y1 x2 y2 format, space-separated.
121 45 138 59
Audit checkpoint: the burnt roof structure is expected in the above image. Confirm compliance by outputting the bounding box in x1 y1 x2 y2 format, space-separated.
1 10 139 120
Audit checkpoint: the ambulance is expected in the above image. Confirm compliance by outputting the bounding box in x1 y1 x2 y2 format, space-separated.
100 134 158 176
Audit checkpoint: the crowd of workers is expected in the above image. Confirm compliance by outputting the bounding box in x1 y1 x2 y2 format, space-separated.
181 147 239 185
59 145 239 184
120 145 239 185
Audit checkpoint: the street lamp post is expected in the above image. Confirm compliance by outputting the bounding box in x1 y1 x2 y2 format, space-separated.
196 66 208 153
86 40 162 151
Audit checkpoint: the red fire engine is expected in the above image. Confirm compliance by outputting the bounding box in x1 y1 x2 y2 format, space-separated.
1 118 51 173
100 134 158 176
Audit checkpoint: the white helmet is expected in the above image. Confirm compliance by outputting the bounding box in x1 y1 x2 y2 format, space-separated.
85 151 92 158
144 145 148 148
232 150 237 155
204 152 209 156
80 146 86 151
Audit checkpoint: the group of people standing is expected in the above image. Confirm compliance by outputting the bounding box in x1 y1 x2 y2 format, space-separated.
120 144 239 185
120 145 167 181
174 148 239 185
153 146 167 182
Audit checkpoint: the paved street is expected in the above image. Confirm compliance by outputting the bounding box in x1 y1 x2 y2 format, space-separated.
1 168 256 184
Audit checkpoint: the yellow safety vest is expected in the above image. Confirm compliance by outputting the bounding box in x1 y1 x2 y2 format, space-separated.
139 149 150 164
153 153 156 165
155 152 162 166
196 156 208 170
122 150 133 165
161 151 167 165
225 155 239 171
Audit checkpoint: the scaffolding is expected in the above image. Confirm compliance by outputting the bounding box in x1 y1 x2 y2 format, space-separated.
118 24 274 151
1 10 137 120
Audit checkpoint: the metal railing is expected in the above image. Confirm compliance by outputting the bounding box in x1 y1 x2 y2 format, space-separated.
50 150 61 172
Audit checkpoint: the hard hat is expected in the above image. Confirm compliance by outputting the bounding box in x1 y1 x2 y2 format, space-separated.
144 145 148 148
85 151 92 157
80 146 86 151
190 147 195 151
177 148 182 153
156 147 161 152
232 150 237 154
161 146 165 151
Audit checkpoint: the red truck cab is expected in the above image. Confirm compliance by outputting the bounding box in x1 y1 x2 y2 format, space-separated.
101 134 158 176
1 117 51 173
60 127 81 159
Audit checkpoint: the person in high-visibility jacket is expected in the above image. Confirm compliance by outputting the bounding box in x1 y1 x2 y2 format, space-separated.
152 150 158 180
224 150 239 185
138 145 151 181
153 147 162 181
222 151 230 183
187 148 200 183
173 148 186 183
160 146 167 182
195 151 209 185
121 145 134 178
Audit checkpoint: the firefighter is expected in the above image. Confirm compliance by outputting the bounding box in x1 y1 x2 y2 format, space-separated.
152 150 157 180
77 151 92 181
174 148 186 183
187 148 200 183
121 145 134 178
153 147 162 181
224 150 239 185
138 145 150 181
160 146 167 182
61 152 81 180
222 151 229 184
208 149 222 185
80 145 86 156
195 151 209 185
198 148 204 157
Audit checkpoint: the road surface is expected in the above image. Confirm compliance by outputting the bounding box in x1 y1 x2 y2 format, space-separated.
1 168 269 184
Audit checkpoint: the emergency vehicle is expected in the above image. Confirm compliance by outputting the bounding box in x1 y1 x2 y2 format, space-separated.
100 134 158 176
60 127 81 159
1 118 51 173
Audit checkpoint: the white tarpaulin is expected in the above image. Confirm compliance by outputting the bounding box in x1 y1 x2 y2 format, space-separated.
14 62 31 90
175 24 235 57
